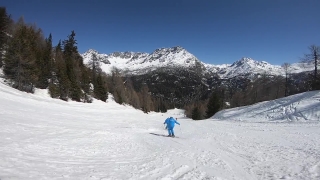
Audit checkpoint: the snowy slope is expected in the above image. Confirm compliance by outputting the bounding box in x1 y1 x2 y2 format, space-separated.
213 91 320 122
1 82 320 179
81 47 313 78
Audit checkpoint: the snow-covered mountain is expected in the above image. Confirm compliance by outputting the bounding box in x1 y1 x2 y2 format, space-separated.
81 47 313 78
215 57 315 79
82 46 203 75
215 57 283 78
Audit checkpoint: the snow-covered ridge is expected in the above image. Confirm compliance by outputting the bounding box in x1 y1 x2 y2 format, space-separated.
217 57 283 78
82 46 201 75
213 90 320 122
81 47 313 77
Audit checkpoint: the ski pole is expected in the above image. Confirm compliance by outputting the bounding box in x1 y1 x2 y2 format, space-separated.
179 125 182 134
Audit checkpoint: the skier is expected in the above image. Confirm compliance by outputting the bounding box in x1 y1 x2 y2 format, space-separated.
163 117 180 137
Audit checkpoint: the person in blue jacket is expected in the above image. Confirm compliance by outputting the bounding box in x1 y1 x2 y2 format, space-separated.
163 117 180 137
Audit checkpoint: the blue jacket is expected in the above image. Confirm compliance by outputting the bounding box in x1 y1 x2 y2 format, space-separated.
164 117 180 129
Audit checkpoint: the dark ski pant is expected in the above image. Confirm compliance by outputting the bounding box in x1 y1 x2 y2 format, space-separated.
168 128 174 136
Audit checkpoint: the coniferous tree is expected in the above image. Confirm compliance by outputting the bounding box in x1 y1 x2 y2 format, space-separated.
4 18 42 92
80 65 92 102
191 106 201 120
74 52 91 102
206 91 222 118
0 7 14 67
159 97 167 113
90 53 98 95
3 26 26 88
55 41 70 100
94 73 108 101
62 31 82 101
0 7 11 67
48 38 61 99
89 53 107 101
37 33 53 88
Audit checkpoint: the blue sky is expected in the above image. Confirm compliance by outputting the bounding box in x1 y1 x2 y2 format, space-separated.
2 0 320 65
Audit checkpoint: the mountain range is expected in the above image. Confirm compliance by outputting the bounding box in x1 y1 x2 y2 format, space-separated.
81 46 314 78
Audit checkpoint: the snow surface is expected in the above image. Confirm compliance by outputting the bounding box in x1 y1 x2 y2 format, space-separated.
1 81 320 180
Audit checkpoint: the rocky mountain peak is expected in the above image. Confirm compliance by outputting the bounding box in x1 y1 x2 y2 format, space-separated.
81 47 309 78
231 57 255 67
82 49 99 56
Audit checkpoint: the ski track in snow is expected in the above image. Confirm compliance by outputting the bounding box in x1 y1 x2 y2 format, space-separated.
0 82 320 180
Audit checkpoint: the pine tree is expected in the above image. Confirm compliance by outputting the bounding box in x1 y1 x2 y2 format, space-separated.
55 41 70 100
206 91 222 118
89 53 107 101
158 97 167 112
4 19 41 92
0 7 11 67
191 106 201 120
94 73 108 101
80 65 92 102
37 33 53 88
62 31 82 101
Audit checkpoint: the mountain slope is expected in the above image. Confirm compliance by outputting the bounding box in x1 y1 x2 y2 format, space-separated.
213 90 320 122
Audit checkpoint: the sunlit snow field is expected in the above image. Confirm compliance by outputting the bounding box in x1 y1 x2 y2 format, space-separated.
0 80 320 180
